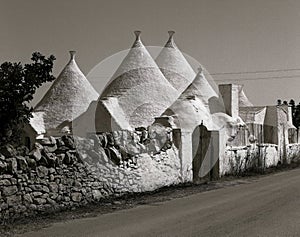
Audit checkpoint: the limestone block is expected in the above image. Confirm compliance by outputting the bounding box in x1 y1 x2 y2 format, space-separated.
33 198 47 205
0 161 8 174
7 195 21 206
0 145 17 158
6 158 18 174
2 185 18 196
32 192 43 197
25 157 37 169
46 197 56 205
49 182 59 193
36 166 49 178
43 144 58 153
71 192 82 202
29 185 49 193
23 193 33 204
16 156 28 171
0 179 11 186
92 189 102 200
29 148 42 162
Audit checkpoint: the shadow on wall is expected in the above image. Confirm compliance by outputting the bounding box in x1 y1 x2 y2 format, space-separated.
192 125 219 183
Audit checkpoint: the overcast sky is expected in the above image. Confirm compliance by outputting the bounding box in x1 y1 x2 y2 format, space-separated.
1 0 300 106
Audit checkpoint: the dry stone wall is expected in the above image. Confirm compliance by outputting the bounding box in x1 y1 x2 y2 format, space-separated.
0 127 300 223
221 144 279 175
221 145 260 175
287 143 300 163
0 128 180 223
0 142 113 223
221 143 300 175
77 128 181 194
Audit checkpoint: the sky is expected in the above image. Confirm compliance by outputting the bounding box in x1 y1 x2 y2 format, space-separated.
1 0 300 106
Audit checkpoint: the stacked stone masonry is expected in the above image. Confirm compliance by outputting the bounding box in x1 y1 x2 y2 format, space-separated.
0 127 180 223
0 129 299 223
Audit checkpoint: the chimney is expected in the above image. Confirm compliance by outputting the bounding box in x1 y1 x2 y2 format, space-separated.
166 30 176 48
132 30 142 48
69 50 76 60
134 30 141 41
218 84 240 118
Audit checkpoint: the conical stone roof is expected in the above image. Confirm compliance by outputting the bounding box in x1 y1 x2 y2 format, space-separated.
163 68 216 131
35 51 99 130
155 31 195 94
184 67 218 104
98 31 178 129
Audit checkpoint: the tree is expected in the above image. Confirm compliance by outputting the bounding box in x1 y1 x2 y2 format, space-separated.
294 103 300 129
289 99 296 124
287 99 300 129
277 99 282 105
0 52 56 146
289 99 295 106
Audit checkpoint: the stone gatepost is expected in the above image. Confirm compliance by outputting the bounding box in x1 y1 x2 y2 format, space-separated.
173 129 193 182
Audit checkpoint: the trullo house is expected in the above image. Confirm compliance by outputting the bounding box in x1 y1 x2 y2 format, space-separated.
155 31 195 94
31 51 99 138
95 31 178 132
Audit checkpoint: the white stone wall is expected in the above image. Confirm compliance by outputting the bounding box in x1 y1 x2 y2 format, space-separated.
220 144 279 175
287 143 300 163
1 130 300 223
260 144 279 168
221 145 258 175
85 146 182 194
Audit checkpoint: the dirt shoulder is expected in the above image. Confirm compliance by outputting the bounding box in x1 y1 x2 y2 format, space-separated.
1 162 300 237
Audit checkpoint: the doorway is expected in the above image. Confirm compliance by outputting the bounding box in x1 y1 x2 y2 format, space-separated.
192 125 219 183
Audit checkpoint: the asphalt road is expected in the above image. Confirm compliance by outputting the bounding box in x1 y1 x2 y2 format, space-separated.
18 169 300 237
